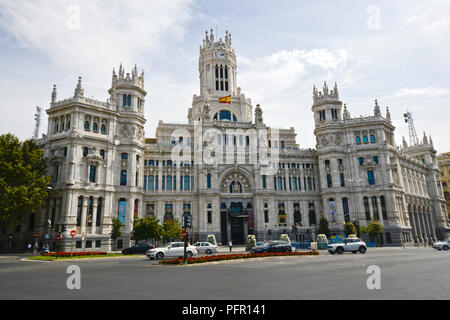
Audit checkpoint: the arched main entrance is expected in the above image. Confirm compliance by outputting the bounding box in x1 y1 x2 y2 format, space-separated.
218 166 254 245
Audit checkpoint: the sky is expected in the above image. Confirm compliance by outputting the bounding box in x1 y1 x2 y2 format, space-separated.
0 0 449 153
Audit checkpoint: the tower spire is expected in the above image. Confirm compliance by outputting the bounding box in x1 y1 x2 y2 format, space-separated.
74 76 84 98
374 99 381 116
51 84 57 104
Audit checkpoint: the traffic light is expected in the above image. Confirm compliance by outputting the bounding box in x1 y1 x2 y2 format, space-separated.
8 233 12 240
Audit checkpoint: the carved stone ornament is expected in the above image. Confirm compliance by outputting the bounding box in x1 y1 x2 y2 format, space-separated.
120 124 135 138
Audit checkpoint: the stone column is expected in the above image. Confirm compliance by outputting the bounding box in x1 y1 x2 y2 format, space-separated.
419 211 428 245
414 211 423 243
80 197 88 250
92 196 98 234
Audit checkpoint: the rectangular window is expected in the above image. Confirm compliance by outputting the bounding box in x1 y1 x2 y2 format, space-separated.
89 166 96 183
207 211 212 224
340 173 345 187
327 174 333 188
367 170 375 185
262 175 267 189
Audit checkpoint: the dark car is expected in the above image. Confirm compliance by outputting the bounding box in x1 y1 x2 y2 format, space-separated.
122 243 155 255
250 241 292 254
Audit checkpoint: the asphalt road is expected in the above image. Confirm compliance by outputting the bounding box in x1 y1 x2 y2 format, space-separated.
0 247 448 300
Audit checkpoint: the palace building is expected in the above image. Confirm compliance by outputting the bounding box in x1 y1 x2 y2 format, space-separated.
34 30 449 251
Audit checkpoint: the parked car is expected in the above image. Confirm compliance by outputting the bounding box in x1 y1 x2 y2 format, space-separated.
433 239 450 251
328 238 367 254
250 240 292 254
146 242 199 260
39 246 50 255
193 242 218 254
122 243 155 255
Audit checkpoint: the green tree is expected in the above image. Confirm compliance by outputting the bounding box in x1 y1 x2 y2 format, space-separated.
361 220 383 247
344 221 357 237
110 217 123 253
0 134 50 243
317 215 330 239
131 217 162 245
162 219 182 243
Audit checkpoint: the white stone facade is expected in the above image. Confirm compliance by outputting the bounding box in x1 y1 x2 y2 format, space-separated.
36 31 450 250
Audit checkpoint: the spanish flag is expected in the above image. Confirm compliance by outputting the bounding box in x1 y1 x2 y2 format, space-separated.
219 95 231 104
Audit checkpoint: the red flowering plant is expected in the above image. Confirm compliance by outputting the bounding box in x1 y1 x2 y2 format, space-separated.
159 251 319 265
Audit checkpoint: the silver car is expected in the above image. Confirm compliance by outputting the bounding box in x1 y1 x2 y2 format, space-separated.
433 239 450 250
146 242 198 260
328 238 367 254
193 242 218 254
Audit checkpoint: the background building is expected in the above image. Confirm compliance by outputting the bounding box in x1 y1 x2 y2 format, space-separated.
438 152 450 218
34 31 450 251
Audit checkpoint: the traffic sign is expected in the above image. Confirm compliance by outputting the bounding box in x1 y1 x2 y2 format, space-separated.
70 230 77 237
45 234 49 239
182 229 188 239
34 232 39 238
56 235 62 241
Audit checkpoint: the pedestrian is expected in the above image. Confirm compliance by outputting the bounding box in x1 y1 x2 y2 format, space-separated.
229 240 232 252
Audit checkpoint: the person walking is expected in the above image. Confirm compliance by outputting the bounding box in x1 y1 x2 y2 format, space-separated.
229 240 232 252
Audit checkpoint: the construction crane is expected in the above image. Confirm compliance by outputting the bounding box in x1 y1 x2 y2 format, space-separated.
403 111 419 146
33 106 42 139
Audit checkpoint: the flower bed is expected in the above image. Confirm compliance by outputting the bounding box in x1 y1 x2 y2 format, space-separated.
159 251 319 265
42 251 107 257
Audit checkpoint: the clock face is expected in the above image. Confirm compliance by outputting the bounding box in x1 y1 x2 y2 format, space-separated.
216 51 225 59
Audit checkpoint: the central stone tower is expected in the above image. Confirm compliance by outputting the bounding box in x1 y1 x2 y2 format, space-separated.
188 29 253 123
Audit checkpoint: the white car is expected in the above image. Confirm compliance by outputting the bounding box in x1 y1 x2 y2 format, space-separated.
328 238 367 254
193 242 218 254
146 242 198 260
433 239 450 251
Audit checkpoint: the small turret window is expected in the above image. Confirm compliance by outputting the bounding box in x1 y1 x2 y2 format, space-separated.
363 135 369 143
370 135 376 143
356 136 361 144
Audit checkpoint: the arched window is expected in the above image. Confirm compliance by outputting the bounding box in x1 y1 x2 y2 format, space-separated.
356 136 361 144
370 135 376 143
96 197 102 227
121 153 128 160
84 120 90 131
342 197 350 222
123 95 127 107
308 203 316 226
92 122 98 132
371 196 379 220
373 156 379 164
101 124 106 134
120 170 127 186
127 95 131 107
83 147 88 157
363 135 369 144
380 196 387 220
293 203 301 224
100 149 105 159
359 157 364 165
76 196 83 226
229 181 242 193
219 110 231 121
363 197 370 220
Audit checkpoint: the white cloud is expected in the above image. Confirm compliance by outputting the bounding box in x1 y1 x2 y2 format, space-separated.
0 0 193 85
391 87 449 98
